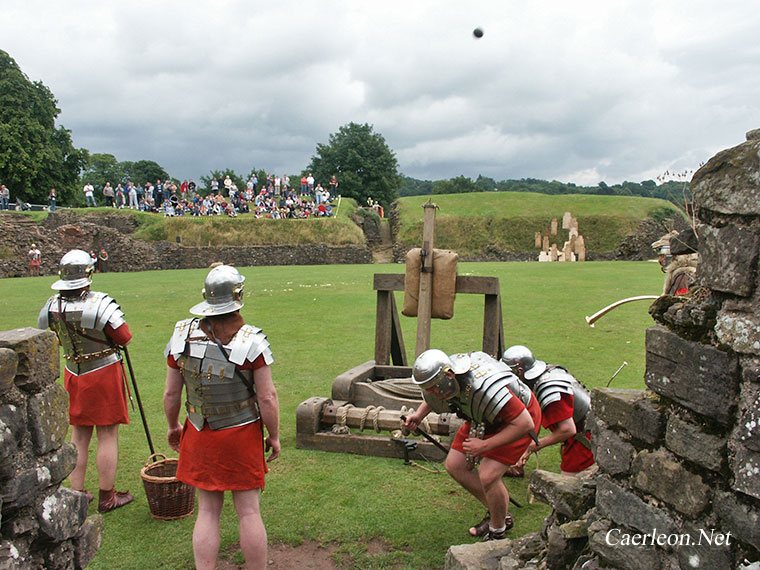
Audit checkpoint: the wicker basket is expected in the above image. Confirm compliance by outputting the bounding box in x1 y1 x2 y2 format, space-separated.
140 453 195 520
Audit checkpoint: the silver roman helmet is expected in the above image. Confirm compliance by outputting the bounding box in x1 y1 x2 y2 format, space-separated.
51 249 94 290
412 349 460 400
190 265 245 316
502 345 546 380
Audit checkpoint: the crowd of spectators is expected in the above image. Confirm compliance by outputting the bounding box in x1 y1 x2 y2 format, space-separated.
80 172 337 218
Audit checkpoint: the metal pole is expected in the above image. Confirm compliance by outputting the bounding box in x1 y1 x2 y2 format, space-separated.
122 346 155 455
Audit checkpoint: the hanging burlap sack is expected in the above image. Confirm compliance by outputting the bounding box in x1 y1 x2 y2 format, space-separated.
402 248 458 319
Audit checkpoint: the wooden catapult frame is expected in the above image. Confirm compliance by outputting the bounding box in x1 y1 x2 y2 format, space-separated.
296 203 506 461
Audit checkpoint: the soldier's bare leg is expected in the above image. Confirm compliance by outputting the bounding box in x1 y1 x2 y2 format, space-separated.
193 489 224 570
232 488 267 569
70 425 94 490
94 424 119 490
477 458 510 529
445 449 487 507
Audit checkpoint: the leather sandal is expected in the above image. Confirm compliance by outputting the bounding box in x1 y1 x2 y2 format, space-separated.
483 527 508 541
98 488 134 513
469 513 491 537
504 512 514 531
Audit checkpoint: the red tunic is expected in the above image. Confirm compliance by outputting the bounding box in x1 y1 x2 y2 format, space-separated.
64 322 131 426
168 353 269 491
541 394 595 473
452 392 542 466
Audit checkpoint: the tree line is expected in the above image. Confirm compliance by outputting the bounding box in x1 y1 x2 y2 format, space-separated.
398 174 691 207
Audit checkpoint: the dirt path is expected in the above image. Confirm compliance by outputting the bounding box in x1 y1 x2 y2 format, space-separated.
372 218 393 263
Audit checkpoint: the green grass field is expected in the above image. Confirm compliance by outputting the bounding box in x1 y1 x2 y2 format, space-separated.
0 261 664 569
396 192 678 256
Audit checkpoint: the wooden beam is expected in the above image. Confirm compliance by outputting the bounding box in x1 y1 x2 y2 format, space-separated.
415 204 437 357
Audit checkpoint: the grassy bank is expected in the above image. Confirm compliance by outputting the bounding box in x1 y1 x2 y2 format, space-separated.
395 192 678 256
1 261 663 569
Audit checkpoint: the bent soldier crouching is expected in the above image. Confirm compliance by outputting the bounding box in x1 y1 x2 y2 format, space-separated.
38 249 134 512
403 349 541 541
503 345 596 478
164 265 280 570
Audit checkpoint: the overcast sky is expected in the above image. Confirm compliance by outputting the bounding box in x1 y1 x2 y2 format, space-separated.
3 1 759 187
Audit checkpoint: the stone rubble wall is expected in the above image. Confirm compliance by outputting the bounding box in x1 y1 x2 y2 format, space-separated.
0 211 371 278
0 328 102 570
446 130 760 570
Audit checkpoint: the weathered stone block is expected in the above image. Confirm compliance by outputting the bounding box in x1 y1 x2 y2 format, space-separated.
665 414 726 472
445 538 512 570
0 468 44 510
0 538 31 570
529 470 595 519
596 476 677 536
715 310 760 356
590 387 664 444
676 521 734 570
0 419 17 468
632 449 712 517
546 522 585 570
697 224 759 296
587 517 664 570
0 403 26 447
742 356 760 384
645 325 739 425
73 514 104 570
42 442 78 487
0 328 59 392
27 383 69 455
731 445 760 500
0 349 18 397
713 491 760 551
589 416 636 476
737 383 760 452
560 520 588 539
36 488 88 542
691 137 760 216
2 508 39 538
44 540 75 570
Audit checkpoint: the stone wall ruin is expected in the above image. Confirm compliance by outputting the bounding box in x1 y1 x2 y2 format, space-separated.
446 131 760 569
0 328 102 570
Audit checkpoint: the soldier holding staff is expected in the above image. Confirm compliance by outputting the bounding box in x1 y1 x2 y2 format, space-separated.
38 249 134 512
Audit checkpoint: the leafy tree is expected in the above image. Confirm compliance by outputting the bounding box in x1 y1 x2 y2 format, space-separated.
398 175 434 197
307 122 401 207
123 160 169 186
80 153 125 193
0 49 88 205
432 175 479 194
200 169 245 195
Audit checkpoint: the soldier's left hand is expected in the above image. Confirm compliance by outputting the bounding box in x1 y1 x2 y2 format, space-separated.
462 437 488 457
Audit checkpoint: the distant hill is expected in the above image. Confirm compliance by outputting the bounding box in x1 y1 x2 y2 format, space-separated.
392 191 681 260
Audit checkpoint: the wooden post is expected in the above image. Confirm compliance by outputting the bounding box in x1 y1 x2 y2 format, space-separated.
415 203 437 357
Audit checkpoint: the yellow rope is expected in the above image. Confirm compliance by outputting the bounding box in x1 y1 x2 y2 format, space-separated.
331 403 354 434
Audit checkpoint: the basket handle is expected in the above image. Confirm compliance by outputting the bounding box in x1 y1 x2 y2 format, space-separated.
145 453 167 466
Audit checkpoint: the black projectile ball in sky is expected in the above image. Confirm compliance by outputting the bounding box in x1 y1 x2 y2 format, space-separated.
473 27 484 38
